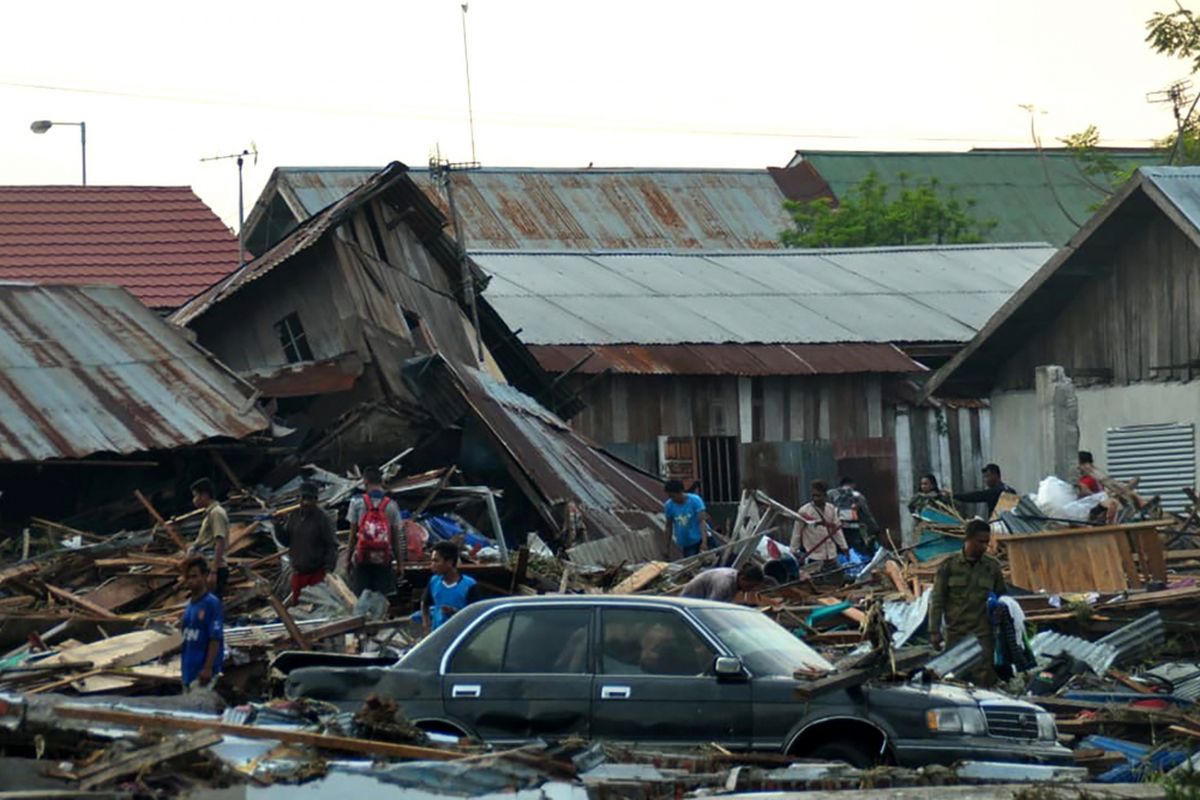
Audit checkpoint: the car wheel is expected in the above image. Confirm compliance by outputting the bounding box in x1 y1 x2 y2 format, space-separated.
807 740 874 768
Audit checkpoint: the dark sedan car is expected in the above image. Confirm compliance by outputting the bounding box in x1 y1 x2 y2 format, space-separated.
286 595 1070 767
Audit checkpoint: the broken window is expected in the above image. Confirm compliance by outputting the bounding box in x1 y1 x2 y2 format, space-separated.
696 436 740 503
274 312 314 364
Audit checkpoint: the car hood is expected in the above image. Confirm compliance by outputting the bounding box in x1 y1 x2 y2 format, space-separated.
868 681 1046 711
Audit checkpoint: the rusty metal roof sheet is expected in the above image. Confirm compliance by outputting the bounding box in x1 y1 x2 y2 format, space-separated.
473 244 1053 346
406 355 664 551
526 343 923 376
244 166 821 255
0 283 270 462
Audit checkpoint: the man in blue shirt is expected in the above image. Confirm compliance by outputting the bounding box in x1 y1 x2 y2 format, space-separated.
663 480 710 558
181 556 224 691
421 541 481 636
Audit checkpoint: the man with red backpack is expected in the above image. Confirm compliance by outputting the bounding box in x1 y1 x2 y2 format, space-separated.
346 466 405 596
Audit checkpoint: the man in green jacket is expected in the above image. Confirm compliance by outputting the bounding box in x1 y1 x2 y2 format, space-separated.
929 518 1005 685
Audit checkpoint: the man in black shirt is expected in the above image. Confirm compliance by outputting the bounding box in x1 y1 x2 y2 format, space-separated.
954 463 1016 518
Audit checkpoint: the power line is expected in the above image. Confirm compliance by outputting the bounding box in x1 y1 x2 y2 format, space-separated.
0 77 1163 147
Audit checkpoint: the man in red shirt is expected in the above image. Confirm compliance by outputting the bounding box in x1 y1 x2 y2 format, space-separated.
1078 451 1102 495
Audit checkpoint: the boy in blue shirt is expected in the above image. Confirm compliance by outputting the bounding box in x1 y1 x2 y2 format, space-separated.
180 556 224 691
421 542 480 636
663 480 710 558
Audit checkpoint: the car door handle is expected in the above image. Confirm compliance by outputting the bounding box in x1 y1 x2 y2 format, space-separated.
452 684 481 698
601 685 631 700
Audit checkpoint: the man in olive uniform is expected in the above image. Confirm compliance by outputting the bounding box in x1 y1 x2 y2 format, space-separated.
929 518 1005 685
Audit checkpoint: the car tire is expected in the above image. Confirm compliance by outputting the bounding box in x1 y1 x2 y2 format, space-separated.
807 740 874 768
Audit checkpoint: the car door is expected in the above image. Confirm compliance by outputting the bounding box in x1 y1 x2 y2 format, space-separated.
443 605 593 743
590 606 751 748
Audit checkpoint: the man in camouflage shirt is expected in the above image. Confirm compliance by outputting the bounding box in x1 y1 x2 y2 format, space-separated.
929 518 1005 685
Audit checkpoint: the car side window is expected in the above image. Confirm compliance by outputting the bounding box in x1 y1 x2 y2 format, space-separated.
448 611 512 673
600 608 716 676
501 608 592 674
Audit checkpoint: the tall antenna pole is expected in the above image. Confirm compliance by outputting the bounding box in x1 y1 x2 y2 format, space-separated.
201 144 258 266
461 3 478 163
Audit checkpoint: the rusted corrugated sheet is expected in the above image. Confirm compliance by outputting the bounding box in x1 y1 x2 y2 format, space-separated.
0 283 269 462
526 343 924 376
246 166 817 255
407 355 664 557
246 353 364 398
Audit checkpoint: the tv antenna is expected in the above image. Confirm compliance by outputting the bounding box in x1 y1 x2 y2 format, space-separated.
430 146 482 361
460 3 478 163
201 143 258 264
1148 79 1195 137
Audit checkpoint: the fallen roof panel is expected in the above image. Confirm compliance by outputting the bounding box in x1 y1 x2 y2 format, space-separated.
0 283 269 462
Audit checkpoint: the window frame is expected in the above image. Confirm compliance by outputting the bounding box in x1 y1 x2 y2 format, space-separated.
273 312 314 364
598 605 720 677
446 610 513 675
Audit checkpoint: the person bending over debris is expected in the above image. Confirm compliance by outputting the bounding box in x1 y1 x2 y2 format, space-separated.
181 556 224 692
279 482 339 606
190 478 229 597
791 480 848 579
347 466 405 597
681 564 766 603
421 541 481 635
929 519 1006 685
663 479 710 558
953 463 1016 518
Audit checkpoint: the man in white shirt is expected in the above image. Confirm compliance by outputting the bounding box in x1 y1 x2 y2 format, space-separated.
791 480 849 567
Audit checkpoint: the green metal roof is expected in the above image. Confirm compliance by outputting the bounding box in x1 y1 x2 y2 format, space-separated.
792 149 1165 245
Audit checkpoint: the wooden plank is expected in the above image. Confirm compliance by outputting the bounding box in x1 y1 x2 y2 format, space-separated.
76 730 224 790
1135 529 1167 583
134 490 188 552
610 562 670 595
324 573 358 609
1116 535 1141 590
265 593 311 650
1007 519 1168 543
38 629 182 670
43 585 121 621
509 546 530 594
56 706 463 761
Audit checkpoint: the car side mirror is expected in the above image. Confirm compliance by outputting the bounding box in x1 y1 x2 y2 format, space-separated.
714 656 744 677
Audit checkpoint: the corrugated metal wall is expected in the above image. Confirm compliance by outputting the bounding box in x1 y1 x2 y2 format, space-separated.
1107 422 1196 512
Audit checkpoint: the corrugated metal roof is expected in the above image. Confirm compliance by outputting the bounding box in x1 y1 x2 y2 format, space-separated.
172 163 464 328
0 186 240 309
473 244 1053 345
1143 167 1200 231
526 343 923 375
791 149 1164 245
0 283 269 462
244 166 819 255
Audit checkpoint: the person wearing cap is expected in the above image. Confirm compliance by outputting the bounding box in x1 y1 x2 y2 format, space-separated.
279 482 340 606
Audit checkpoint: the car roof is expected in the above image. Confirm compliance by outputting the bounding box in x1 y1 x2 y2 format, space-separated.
465 594 741 612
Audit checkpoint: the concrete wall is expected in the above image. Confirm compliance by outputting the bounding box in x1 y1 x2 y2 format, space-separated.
990 381 1200 494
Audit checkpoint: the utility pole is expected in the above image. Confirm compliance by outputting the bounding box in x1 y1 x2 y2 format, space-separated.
201 144 258 265
430 151 483 362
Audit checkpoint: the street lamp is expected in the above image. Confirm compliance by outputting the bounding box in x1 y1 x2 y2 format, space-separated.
30 120 87 185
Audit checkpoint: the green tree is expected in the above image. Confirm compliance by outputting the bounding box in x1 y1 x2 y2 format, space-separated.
780 171 997 248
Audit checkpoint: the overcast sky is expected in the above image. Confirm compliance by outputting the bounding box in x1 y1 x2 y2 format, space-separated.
0 0 1189 227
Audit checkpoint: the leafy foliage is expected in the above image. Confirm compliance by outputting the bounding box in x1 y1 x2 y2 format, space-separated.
1147 7 1200 73
780 171 997 248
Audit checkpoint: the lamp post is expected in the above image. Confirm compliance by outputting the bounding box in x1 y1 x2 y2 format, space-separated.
30 120 87 185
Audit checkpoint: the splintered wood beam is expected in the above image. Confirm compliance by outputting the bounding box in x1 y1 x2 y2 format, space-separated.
43 584 121 620
134 490 189 552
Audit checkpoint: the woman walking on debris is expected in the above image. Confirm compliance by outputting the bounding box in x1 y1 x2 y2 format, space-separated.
908 473 954 514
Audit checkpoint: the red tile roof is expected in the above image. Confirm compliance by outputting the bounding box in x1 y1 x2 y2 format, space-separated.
0 186 239 308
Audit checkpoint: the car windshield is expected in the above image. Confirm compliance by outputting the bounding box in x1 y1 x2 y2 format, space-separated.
693 607 832 677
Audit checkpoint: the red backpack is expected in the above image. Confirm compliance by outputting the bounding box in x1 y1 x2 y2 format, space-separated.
355 496 394 564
